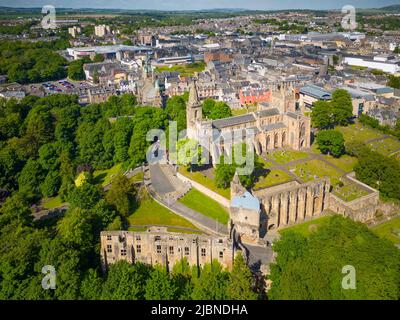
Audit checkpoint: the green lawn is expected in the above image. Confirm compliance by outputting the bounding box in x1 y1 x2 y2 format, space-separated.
267 149 309 165
253 169 292 190
289 159 343 185
333 182 369 202
323 154 358 173
93 163 124 187
371 216 400 245
231 106 257 116
42 196 65 209
128 226 148 232
167 227 202 234
128 193 199 230
155 62 206 77
130 172 144 183
279 215 333 237
231 108 248 116
178 166 231 199
178 188 230 225
368 138 400 156
336 123 384 144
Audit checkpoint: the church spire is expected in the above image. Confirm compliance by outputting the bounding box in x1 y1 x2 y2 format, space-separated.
188 81 200 108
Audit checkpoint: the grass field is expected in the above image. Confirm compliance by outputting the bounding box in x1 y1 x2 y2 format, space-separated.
42 196 64 209
231 108 249 116
178 166 231 199
333 182 369 202
167 227 202 234
155 62 206 77
128 192 199 230
93 163 124 186
253 169 292 190
323 154 358 173
231 106 257 116
368 138 400 156
178 188 230 225
336 123 384 144
371 216 400 245
289 159 343 185
278 215 332 237
130 172 144 183
267 149 309 165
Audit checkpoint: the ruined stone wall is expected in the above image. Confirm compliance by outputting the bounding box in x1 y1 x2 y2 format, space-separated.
177 173 230 207
253 178 330 230
328 173 379 223
100 228 235 272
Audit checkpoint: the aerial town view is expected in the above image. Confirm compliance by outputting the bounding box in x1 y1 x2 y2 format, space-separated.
0 0 399 309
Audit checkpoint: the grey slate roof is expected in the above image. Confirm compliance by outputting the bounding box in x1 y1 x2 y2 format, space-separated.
300 84 332 100
212 113 256 129
256 108 280 117
261 122 286 131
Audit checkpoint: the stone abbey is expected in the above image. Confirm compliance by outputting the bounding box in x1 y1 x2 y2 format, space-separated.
101 81 379 273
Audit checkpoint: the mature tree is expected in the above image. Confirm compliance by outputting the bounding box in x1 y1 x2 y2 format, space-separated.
0 223 47 299
172 258 194 300
35 238 82 300
165 95 187 132
316 130 345 157
202 99 232 120
227 254 258 300
145 266 178 300
202 98 215 118
209 101 232 120
387 75 400 89
215 160 236 189
80 268 103 300
76 119 112 169
57 207 94 249
40 171 61 197
268 216 400 300
214 144 258 189
105 174 136 216
102 261 150 300
92 199 118 231
18 159 45 197
331 89 353 126
311 101 333 129
311 89 353 129
0 193 32 229
66 183 101 210
68 60 85 81
353 145 400 200
191 260 230 300
38 142 60 171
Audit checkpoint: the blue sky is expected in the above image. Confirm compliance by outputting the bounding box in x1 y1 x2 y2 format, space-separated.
0 0 399 10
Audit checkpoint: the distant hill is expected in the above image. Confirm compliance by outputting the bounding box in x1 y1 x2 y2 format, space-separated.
380 4 400 12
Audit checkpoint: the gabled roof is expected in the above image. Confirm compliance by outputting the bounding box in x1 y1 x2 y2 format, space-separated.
212 113 256 130
300 84 332 100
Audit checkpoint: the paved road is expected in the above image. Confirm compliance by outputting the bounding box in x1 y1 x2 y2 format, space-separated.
149 164 175 194
148 162 229 235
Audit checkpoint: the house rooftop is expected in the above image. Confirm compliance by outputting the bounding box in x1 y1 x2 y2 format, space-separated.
300 84 332 100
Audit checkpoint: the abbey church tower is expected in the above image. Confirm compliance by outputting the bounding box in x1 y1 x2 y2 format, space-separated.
186 81 202 139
